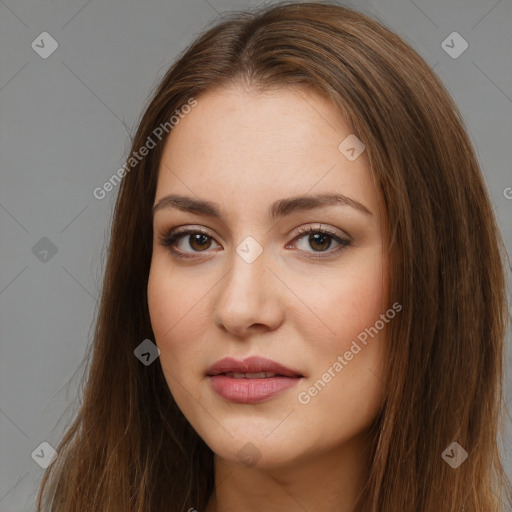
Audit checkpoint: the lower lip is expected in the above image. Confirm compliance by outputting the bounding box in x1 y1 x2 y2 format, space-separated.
209 374 301 404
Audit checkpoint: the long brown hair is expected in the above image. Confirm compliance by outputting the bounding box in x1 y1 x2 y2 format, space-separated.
36 2 511 511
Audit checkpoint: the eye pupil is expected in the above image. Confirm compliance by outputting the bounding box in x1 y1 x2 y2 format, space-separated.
309 233 330 251
190 233 211 251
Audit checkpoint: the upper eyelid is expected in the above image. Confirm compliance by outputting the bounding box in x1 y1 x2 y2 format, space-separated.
160 225 351 256
163 223 349 242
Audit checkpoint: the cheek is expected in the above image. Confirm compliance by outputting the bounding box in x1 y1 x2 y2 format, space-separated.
148 256 198 334
147 260 210 377
293 272 387 443
292 249 387 408
338 267 385 341
293 250 386 350
333 267 387 383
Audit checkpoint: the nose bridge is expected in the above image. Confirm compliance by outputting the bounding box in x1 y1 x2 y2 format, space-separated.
213 234 283 332
222 236 269 302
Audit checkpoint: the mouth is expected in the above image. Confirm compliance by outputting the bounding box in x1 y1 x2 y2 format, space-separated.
205 356 304 404
205 356 304 379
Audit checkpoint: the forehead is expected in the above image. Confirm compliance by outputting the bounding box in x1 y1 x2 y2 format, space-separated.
161 84 351 169
155 84 381 224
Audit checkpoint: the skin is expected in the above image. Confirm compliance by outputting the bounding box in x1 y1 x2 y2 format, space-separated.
147 83 389 512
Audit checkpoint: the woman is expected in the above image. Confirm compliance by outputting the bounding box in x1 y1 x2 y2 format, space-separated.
36 2 512 511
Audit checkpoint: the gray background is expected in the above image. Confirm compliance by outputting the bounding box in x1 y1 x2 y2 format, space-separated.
1 0 511 510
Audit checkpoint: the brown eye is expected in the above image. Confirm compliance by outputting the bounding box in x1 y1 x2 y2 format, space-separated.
158 228 220 258
305 232 332 251
187 233 213 251
290 225 351 257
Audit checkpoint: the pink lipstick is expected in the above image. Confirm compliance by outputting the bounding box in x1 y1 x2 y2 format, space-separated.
206 356 303 404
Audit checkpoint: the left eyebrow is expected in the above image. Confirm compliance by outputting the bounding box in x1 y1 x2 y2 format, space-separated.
152 192 373 219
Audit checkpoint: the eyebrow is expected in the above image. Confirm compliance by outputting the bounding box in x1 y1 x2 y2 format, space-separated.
153 192 372 220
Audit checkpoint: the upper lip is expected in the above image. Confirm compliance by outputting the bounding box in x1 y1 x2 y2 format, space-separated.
206 356 303 377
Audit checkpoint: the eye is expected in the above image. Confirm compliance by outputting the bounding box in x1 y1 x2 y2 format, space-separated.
157 226 220 259
157 224 351 260
287 224 351 259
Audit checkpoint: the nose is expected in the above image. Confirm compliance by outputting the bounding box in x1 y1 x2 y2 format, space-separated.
213 245 285 337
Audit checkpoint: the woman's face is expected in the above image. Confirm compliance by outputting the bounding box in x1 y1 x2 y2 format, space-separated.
148 84 389 469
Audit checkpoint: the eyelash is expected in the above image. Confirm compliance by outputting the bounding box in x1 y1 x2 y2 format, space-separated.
157 225 352 260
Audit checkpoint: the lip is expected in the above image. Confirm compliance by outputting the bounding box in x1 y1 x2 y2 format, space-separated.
206 356 303 378
206 356 304 404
